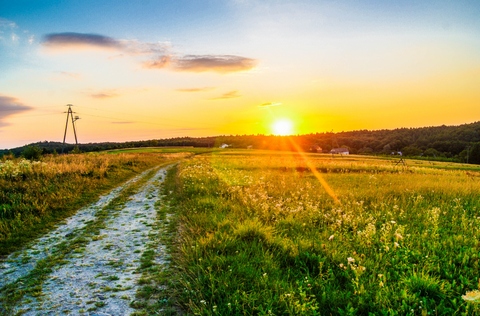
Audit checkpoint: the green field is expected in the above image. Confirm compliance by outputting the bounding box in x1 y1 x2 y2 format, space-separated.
2 149 480 314
163 150 480 315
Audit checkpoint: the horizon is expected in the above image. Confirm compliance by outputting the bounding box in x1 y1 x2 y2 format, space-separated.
2 119 479 151
1 1 480 149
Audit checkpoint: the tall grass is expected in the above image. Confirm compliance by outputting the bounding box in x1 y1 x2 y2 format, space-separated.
0 152 188 256
165 150 480 315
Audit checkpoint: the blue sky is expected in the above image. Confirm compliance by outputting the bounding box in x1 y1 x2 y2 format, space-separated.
1 0 480 148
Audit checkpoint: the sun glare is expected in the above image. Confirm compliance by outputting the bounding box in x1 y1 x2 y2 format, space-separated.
272 119 294 136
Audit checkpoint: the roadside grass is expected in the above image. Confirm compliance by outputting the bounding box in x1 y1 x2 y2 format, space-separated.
0 152 187 256
165 150 480 315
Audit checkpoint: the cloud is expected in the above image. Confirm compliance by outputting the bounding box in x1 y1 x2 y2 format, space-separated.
0 18 17 29
210 90 241 100
174 55 257 73
42 32 257 74
42 32 170 56
42 32 123 50
90 90 119 99
0 18 32 45
176 87 215 93
57 71 81 79
143 55 172 69
259 102 282 107
0 95 32 127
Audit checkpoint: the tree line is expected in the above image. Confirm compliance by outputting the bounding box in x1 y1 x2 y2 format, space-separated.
2 121 480 164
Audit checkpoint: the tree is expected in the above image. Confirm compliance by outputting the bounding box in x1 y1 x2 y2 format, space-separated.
466 143 480 164
71 146 82 154
22 145 43 161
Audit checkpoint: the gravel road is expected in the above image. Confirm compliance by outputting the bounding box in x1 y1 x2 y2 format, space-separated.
0 166 172 315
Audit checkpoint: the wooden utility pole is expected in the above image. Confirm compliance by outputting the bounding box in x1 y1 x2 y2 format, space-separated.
62 104 80 153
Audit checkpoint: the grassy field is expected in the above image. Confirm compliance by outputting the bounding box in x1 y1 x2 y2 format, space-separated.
2 148 480 314
164 150 480 315
0 151 189 256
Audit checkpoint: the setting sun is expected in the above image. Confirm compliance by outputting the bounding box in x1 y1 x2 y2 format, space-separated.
272 119 294 136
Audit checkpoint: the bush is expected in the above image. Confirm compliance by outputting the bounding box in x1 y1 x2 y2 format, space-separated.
22 145 43 161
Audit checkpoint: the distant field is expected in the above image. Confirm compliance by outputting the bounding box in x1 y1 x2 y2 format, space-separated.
106 146 220 154
165 150 480 315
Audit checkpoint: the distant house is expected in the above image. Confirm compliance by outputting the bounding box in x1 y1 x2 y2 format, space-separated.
219 144 230 148
330 148 349 155
310 145 322 153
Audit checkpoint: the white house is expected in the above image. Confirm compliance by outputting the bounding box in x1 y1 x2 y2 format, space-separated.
330 148 349 155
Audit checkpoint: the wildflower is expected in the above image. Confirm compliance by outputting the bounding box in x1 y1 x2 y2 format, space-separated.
394 242 400 248
347 257 355 263
462 290 480 303
328 235 334 241
200 300 207 305
395 233 403 240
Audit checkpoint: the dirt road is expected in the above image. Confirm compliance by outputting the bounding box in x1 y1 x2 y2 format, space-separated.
0 165 172 315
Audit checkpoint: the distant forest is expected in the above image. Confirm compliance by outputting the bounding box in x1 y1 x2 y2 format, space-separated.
3 121 480 164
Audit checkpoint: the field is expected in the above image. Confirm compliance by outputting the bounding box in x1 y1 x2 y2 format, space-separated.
2 149 480 314
163 150 480 315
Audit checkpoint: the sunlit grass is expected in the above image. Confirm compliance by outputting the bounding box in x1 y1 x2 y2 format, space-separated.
165 150 480 314
0 152 184 255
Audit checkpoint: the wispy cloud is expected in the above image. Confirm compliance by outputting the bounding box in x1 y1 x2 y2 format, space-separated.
0 18 17 29
42 32 257 74
259 102 282 107
0 18 34 45
143 55 172 69
57 71 81 79
210 90 241 100
176 87 215 93
89 90 119 99
0 95 32 127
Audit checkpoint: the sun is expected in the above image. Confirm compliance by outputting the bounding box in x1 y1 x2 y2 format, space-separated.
272 119 294 136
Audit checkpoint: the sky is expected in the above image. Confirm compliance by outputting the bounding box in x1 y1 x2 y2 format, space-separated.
1 0 480 149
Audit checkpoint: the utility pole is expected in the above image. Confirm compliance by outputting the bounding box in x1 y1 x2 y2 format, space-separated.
62 104 80 153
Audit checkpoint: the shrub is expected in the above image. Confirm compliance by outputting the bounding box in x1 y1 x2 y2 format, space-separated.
22 145 43 161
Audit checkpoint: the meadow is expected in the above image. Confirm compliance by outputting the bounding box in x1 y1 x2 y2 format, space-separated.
164 150 480 315
0 150 191 255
